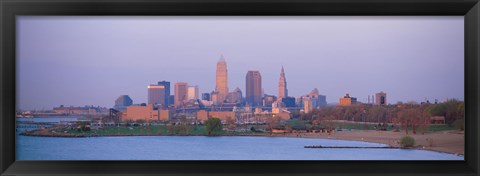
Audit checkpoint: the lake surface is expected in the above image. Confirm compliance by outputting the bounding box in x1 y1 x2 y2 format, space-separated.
16 135 464 160
15 118 464 160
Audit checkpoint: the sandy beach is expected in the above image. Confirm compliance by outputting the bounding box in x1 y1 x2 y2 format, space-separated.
272 130 464 155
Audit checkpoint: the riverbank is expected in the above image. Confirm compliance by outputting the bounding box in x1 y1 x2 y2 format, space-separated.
269 130 464 155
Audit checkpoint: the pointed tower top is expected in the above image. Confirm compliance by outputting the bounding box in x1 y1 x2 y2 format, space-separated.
219 54 226 62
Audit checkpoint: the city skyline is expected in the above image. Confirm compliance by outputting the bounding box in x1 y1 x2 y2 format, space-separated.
17 16 464 110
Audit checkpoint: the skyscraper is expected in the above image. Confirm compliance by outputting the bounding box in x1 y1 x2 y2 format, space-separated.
174 82 188 107
215 55 228 104
246 70 262 106
187 85 199 100
278 66 288 99
148 84 167 106
158 81 170 105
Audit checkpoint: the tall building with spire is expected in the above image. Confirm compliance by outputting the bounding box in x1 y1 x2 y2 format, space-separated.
278 66 288 99
215 55 228 104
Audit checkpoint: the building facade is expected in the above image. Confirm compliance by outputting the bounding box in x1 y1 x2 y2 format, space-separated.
187 85 199 100
122 104 171 122
278 66 288 99
114 95 133 111
202 93 210 101
339 93 357 106
174 82 188 107
158 81 171 105
305 88 327 107
215 55 228 104
281 97 296 107
375 91 387 105
245 70 262 106
304 99 313 113
148 84 167 106
196 110 236 123
226 87 243 103
263 94 277 107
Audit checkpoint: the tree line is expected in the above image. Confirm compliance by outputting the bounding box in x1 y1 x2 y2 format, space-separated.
290 99 464 134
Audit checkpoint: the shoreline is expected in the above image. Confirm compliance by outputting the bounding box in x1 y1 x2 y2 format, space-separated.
20 129 464 156
267 130 464 156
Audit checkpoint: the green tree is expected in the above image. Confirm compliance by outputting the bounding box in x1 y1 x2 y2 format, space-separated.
204 118 223 136
400 135 415 148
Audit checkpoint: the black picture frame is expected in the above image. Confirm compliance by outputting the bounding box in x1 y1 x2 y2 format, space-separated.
1 0 479 175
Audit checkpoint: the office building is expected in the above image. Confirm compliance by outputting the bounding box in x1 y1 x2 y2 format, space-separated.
304 99 313 113
281 96 296 107
174 82 188 107
202 93 210 101
158 81 171 105
375 91 387 105
263 94 277 107
215 55 229 103
278 66 288 99
148 84 167 106
114 95 133 111
245 70 262 106
122 104 171 122
307 88 327 107
187 85 199 100
226 87 243 103
339 93 357 106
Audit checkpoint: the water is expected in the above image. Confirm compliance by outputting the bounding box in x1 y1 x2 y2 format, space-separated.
16 117 80 123
15 118 464 160
16 135 463 160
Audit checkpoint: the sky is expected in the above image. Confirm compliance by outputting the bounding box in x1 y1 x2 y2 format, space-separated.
16 16 464 110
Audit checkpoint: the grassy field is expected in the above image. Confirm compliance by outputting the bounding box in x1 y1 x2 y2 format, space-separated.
287 120 460 132
29 121 459 137
63 124 265 136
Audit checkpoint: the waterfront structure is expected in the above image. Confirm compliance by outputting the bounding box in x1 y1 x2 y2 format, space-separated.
174 82 188 107
122 104 171 122
278 66 288 99
202 93 210 101
187 85 199 100
246 70 262 106
375 91 387 105
339 93 357 106
114 95 133 111
215 55 229 104
226 87 243 103
148 84 168 106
